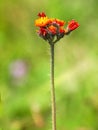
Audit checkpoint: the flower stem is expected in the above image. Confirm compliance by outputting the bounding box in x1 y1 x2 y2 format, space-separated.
50 44 56 130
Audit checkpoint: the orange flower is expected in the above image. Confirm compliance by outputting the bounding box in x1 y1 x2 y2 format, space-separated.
35 17 51 27
52 19 65 26
67 20 79 31
35 13 65 28
48 25 57 34
35 12 52 27
35 12 79 44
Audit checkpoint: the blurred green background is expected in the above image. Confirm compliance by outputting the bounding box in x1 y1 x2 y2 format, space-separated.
0 0 98 130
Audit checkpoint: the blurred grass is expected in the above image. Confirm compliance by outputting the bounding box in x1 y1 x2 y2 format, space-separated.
0 0 98 130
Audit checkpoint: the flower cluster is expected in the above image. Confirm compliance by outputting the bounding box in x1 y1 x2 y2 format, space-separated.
35 12 79 44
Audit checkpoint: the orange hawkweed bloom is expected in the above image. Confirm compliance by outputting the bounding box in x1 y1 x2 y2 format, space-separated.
35 12 52 27
67 20 79 31
35 12 79 44
48 25 57 34
52 19 65 26
35 17 52 27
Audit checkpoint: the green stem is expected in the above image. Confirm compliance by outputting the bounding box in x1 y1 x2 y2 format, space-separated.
50 44 56 130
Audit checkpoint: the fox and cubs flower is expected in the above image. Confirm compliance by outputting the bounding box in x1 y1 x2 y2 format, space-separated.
35 12 79 44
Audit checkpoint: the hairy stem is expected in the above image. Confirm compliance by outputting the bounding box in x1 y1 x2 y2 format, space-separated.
50 44 56 130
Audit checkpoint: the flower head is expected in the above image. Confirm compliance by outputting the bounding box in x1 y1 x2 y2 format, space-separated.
35 17 51 27
52 19 65 26
35 12 79 44
67 20 79 31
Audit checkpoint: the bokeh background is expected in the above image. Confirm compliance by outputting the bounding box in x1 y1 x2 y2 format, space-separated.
0 0 98 130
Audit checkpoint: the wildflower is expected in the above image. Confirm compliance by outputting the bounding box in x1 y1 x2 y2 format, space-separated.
52 19 65 26
35 17 51 27
35 12 79 44
35 12 80 130
48 25 56 34
67 20 79 31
